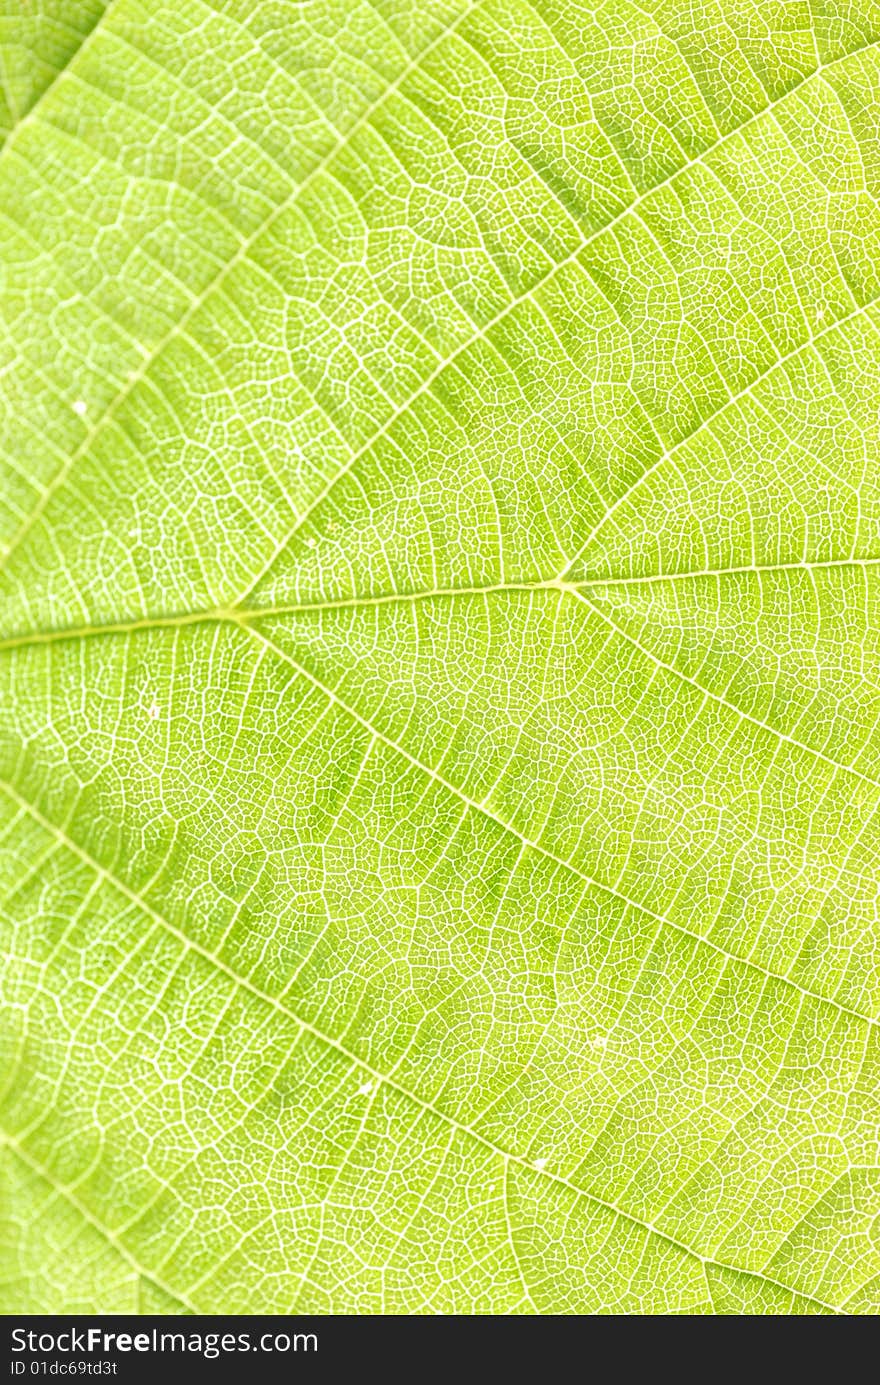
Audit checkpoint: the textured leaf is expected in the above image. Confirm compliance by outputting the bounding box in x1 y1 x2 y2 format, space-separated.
2 0 880 1316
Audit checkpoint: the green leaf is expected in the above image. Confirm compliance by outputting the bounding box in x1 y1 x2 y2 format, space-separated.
2 0 880 1316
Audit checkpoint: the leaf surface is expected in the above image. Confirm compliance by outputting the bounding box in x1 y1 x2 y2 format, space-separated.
2 0 880 1315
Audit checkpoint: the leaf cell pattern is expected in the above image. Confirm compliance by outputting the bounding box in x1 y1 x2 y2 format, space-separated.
2 0 880 1315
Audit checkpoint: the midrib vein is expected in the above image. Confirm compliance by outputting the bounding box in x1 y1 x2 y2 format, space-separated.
232 57 880 604
1 7 874 1322
0 778 847 1317
1 575 878 814
3 551 880 651
0 580 556 649
573 555 880 587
